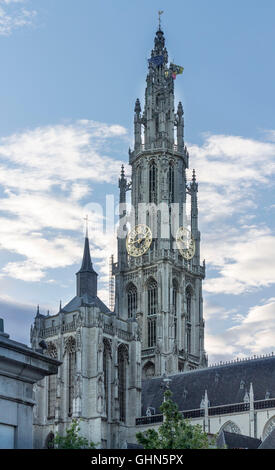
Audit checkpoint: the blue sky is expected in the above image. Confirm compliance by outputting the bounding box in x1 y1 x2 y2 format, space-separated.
0 0 274 364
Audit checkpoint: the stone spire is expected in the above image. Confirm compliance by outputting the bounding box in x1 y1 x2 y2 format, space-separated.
176 102 184 152
142 27 174 150
76 233 98 298
117 165 128 270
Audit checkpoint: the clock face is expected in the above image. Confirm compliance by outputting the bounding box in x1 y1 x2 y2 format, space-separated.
176 227 195 260
126 224 152 257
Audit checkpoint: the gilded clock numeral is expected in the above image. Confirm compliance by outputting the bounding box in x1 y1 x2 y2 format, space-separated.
126 224 152 258
176 227 195 260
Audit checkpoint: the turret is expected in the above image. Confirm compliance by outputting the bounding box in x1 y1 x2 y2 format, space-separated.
134 99 142 150
117 165 128 270
190 169 200 266
76 233 98 298
176 101 184 151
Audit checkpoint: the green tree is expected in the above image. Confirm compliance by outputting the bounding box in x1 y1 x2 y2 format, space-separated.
136 389 215 449
53 419 96 449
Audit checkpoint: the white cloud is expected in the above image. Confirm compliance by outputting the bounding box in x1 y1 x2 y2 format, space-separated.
0 121 127 187
206 298 275 363
0 123 274 304
203 298 237 321
0 0 36 36
186 133 275 223
0 120 126 282
203 226 275 295
184 132 275 295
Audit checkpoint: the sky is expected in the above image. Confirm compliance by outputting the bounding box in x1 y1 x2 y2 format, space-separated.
0 0 274 364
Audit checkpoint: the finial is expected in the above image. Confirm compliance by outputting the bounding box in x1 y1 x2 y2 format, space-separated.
135 98 141 114
59 300 62 312
47 310 50 316
158 10 164 30
121 164 125 178
36 304 40 316
192 169 196 183
177 101 183 116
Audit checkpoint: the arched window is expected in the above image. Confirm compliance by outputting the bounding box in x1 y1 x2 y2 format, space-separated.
186 285 193 323
172 280 178 340
137 165 142 202
127 283 137 318
149 162 157 203
187 326 191 354
219 421 241 435
142 361 155 379
45 432 55 449
263 416 275 440
148 278 158 316
64 336 76 417
103 339 112 418
46 342 57 419
172 279 178 315
148 317 156 347
169 162 175 203
118 344 128 422
48 375 57 419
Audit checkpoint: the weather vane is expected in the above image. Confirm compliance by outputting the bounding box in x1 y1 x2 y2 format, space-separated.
158 10 164 30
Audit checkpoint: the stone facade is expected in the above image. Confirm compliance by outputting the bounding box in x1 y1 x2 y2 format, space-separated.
0 318 60 449
113 27 207 379
31 236 141 449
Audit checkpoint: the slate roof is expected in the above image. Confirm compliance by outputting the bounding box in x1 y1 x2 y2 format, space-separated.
258 428 275 449
141 356 275 415
217 431 261 449
62 293 110 314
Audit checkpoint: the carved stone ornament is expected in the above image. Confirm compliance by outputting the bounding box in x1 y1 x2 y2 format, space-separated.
63 336 76 356
76 329 81 351
74 374 82 399
98 313 104 328
46 342 58 359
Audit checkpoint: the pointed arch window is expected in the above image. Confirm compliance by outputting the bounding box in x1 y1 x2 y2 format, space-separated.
186 286 193 323
149 162 157 203
147 278 158 316
64 336 76 417
172 279 178 315
118 344 128 422
172 280 178 340
47 374 56 419
148 317 156 347
46 343 57 419
127 283 137 318
187 326 191 354
103 339 112 418
169 162 175 203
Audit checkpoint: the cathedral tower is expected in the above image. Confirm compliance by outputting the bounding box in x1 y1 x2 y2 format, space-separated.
113 27 207 378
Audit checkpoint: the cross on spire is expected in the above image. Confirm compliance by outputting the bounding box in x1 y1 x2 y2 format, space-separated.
158 10 164 30
83 214 89 237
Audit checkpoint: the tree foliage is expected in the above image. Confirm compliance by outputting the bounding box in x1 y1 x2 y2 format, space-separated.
136 389 215 449
53 419 96 449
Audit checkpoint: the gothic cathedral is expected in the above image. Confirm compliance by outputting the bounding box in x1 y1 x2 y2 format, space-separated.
31 26 207 449
114 27 207 378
